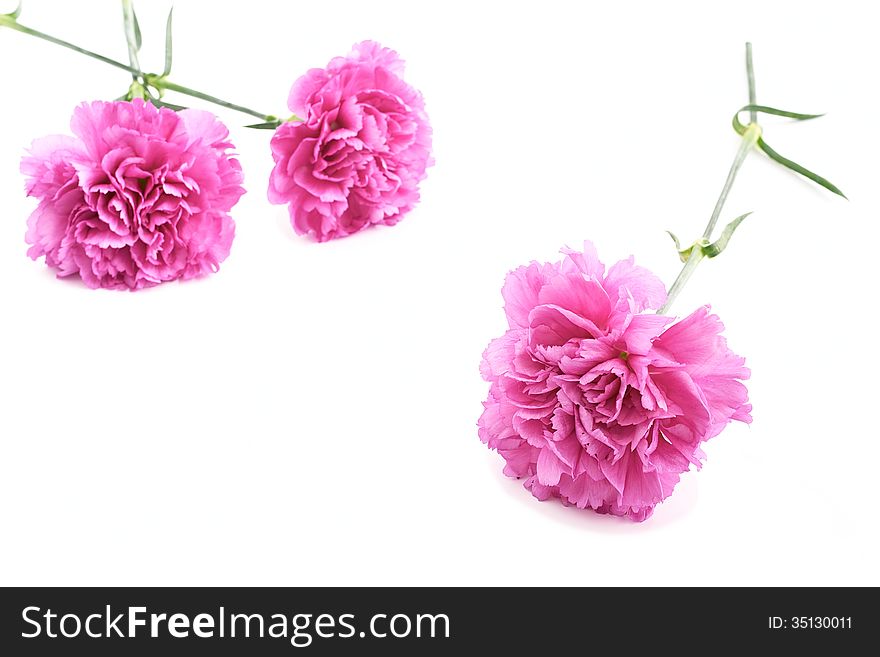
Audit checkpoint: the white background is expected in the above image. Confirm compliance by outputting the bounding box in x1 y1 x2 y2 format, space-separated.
1 0 878 587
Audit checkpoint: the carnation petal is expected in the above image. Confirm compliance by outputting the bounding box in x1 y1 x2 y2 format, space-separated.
603 256 668 312
536 447 566 486
560 241 604 279
528 304 603 347
502 262 551 330
558 472 616 510
538 272 612 329
618 312 672 355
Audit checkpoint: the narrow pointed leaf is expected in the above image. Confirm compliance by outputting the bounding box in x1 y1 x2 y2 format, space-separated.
733 105 824 136
11 1 22 19
162 7 173 77
757 137 846 198
739 104 824 122
245 121 282 130
149 98 187 111
666 231 692 263
703 212 752 258
732 111 747 136
731 105 846 198
132 5 142 51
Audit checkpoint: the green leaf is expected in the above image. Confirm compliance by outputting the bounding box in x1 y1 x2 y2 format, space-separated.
731 105 846 199
11 1 21 18
666 231 692 263
132 4 142 51
756 137 846 198
149 97 187 111
739 104 823 123
245 121 282 130
733 105 824 137
162 7 173 77
703 212 752 258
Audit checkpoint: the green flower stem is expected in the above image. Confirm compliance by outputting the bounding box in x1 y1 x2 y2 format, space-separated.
0 16 140 75
146 76 278 123
702 122 761 241
746 42 756 124
658 242 706 316
0 15 278 122
658 43 763 315
658 123 760 315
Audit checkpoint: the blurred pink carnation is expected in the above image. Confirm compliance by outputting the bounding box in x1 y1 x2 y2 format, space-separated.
479 242 751 521
268 41 432 241
23 99 244 290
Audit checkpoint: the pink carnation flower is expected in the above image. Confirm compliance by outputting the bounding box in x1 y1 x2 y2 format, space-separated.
268 41 432 241
23 99 244 290
479 242 751 521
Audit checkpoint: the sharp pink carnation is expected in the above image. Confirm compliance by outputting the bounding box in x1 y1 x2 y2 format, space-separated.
22 99 245 290
478 242 751 521
268 41 433 241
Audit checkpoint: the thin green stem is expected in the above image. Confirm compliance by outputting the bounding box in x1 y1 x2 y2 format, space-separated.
702 122 760 241
658 249 705 315
0 18 139 75
660 124 760 314
148 77 277 122
746 42 756 124
0 16 278 122
660 43 762 315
